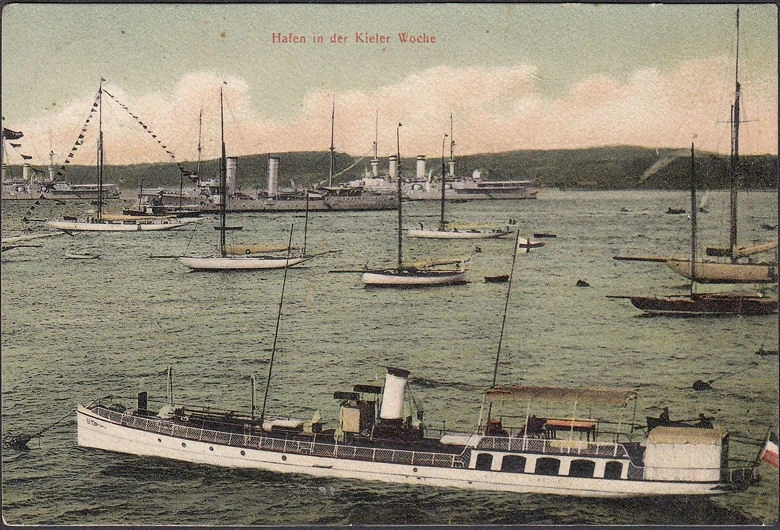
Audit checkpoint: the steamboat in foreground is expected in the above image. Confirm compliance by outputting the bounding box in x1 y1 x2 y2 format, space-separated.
77 366 757 497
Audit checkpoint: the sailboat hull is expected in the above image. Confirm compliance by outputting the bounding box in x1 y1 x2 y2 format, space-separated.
362 269 468 287
47 219 197 232
666 259 778 284
179 255 312 271
630 293 778 316
407 228 510 239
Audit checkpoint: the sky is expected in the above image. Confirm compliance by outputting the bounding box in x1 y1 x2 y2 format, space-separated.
1 3 777 168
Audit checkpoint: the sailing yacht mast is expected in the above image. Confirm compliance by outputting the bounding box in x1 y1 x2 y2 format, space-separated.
396 123 403 271
439 133 448 229
219 84 227 257
328 98 335 187
729 8 741 262
97 78 104 222
196 108 203 185
449 113 455 174
689 143 697 297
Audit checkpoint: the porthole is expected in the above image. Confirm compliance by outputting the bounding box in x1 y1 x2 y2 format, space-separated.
209 447 214 451
413 467 418 472
157 438 162 443
181 442 186 448
282 455 287 461
240 450 246 456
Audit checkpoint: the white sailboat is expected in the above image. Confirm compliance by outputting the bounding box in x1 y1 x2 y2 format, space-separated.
361 123 469 287
46 79 197 233
179 85 313 271
408 117 512 240
627 144 777 316
666 10 777 284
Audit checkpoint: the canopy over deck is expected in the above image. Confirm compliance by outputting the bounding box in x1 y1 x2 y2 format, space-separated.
484 386 637 406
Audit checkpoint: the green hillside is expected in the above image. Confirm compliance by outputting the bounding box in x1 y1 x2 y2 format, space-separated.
7 146 777 191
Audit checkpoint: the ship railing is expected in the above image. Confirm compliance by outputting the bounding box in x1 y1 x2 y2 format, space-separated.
96 407 467 468
476 435 631 459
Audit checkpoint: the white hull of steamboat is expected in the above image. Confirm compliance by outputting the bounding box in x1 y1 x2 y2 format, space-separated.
76 404 729 497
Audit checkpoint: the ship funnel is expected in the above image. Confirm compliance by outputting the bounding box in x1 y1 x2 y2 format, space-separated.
23 163 31 181
267 156 279 198
379 367 410 420
416 156 426 179
388 155 398 179
448 160 455 178
225 157 237 194
370 158 379 177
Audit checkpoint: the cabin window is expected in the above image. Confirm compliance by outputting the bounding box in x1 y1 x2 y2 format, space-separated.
475 453 493 471
568 459 596 478
535 457 561 476
604 461 623 479
501 455 527 473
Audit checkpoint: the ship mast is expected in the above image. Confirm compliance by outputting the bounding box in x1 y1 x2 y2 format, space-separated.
219 84 227 256
328 98 335 187
196 108 203 185
396 123 403 271
97 78 104 222
729 8 741 261
689 142 697 296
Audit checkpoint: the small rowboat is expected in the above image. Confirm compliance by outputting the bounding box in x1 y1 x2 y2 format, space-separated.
485 274 509 283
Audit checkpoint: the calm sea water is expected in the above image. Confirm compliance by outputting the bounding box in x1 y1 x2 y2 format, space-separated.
2 189 778 525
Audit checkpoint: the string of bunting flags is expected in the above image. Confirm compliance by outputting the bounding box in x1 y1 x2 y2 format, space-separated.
101 89 193 179
53 87 194 182
53 90 101 181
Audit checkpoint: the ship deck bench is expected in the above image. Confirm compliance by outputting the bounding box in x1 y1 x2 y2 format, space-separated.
543 418 597 441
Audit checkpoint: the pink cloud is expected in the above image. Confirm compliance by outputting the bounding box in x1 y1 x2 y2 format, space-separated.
13 61 777 167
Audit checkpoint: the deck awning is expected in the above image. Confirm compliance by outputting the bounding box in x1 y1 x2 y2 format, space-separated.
484 386 637 406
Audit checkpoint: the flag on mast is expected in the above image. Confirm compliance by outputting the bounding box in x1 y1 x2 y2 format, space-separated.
760 431 778 469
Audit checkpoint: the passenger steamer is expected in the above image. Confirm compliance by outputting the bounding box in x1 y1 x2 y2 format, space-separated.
77 367 754 497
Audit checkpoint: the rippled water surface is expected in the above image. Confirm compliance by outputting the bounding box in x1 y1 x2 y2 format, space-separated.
2 189 778 525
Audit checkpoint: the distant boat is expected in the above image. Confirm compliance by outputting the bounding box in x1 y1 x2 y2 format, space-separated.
665 12 777 284
65 251 100 260
407 116 511 240
179 86 313 272
361 123 468 287
628 144 777 316
45 80 197 233
665 208 686 215
485 274 509 283
518 238 545 249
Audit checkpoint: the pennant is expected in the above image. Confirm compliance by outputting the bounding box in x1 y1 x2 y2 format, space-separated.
3 128 23 140
10 142 21 148
21 154 32 160
761 432 779 469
